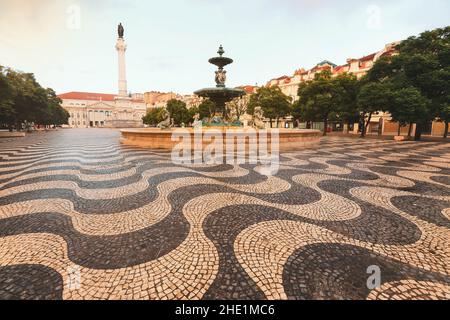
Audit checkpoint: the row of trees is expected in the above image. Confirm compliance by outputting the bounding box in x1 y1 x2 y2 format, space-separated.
143 98 223 126
142 27 448 140
0 66 69 130
294 26 449 139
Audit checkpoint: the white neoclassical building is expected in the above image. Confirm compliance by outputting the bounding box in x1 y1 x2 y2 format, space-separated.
58 24 146 128
58 92 146 128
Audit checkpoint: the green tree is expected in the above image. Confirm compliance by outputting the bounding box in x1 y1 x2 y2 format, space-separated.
197 99 216 120
142 107 165 126
42 89 69 126
0 66 15 129
248 86 291 128
1 67 69 129
334 73 360 133
226 95 249 121
366 26 450 140
295 71 341 136
390 87 431 136
357 82 392 137
166 99 190 126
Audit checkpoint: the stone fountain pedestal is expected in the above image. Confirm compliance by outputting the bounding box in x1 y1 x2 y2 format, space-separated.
120 127 321 151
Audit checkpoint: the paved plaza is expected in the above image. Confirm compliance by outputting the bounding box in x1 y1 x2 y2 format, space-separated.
0 129 449 300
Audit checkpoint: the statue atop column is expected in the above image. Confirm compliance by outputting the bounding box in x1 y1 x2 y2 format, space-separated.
118 23 124 38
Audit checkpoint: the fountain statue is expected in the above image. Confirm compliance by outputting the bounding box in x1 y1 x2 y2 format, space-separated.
252 106 266 129
192 113 203 129
194 45 246 124
157 109 172 129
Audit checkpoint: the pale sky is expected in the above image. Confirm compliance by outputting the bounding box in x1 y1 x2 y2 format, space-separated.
0 0 449 95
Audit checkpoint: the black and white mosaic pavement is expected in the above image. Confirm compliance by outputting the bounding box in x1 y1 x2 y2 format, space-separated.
0 129 449 300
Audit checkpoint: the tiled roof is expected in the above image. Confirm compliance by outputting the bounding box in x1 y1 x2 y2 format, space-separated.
359 53 376 61
58 92 144 103
238 85 258 94
58 92 116 101
333 65 349 73
271 75 290 81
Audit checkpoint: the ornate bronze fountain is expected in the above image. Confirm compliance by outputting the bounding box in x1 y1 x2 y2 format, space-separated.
194 45 246 123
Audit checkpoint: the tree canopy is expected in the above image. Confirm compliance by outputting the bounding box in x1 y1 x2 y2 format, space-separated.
0 66 69 130
166 99 191 126
248 86 291 127
294 71 359 135
356 81 392 137
142 107 166 126
226 95 249 122
363 26 450 139
197 99 216 120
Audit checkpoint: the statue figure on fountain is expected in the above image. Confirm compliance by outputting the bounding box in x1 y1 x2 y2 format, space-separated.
215 69 227 86
157 109 172 129
192 113 203 129
252 106 266 129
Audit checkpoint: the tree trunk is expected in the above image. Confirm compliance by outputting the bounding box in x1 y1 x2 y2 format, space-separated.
360 119 365 138
408 122 413 138
269 119 272 128
414 122 422 141
397 123 401 136
360 112 371 138
444 120 449 139
323 117 328 136
364 113 373 136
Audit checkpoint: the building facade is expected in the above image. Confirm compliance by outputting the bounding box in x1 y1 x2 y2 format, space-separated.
265 41 449 137
143 91 203 110
267 42 399 102
59 92 146 128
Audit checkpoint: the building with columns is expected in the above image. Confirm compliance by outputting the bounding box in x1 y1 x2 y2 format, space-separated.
58 92 146 128
58 23 146 128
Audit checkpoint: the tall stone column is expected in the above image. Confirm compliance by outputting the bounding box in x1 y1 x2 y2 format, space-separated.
115 38 128 97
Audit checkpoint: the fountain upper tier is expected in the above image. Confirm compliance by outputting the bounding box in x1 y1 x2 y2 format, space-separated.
208 57 233 69
194 45 245 119
194 87 245 105
208 44 233 69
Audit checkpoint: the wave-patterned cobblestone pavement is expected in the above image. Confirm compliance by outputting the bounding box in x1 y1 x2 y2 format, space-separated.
0 129 449 300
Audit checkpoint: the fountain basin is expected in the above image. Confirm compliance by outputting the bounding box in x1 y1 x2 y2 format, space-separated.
120 128 321 151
